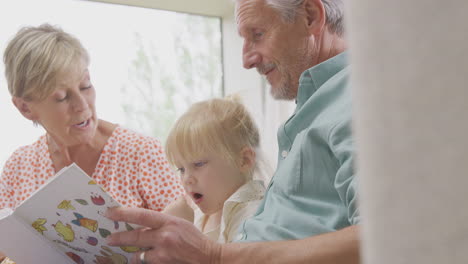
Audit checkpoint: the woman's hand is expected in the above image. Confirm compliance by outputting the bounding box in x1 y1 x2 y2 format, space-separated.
105 207 221 264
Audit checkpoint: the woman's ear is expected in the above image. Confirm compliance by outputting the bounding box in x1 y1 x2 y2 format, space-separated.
303 0 326 35
239 147 256 175
12 97 37 121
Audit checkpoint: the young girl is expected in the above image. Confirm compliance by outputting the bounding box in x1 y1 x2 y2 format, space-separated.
163 97 270 243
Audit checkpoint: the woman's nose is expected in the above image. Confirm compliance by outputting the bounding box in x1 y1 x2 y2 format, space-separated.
72 93 89 112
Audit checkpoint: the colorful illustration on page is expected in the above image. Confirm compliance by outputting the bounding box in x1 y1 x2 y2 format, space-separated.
23 167 137 264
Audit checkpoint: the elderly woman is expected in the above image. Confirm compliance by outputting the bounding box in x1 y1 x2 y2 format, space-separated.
0 24 183 262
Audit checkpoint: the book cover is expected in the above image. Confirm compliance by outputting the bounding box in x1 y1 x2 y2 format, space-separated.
0 163 140 264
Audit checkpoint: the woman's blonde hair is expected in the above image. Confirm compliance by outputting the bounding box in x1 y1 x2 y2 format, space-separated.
3 23 89 101
165 97 260 178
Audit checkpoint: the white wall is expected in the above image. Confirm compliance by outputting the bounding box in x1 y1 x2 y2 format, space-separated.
347 0 468 263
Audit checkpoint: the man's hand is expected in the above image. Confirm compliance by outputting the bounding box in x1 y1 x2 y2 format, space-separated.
105 207 222 264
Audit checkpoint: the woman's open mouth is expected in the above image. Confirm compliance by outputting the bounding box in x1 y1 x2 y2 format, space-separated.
73 119 90 129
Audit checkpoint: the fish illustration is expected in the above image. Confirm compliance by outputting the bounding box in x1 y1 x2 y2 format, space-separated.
53 221 75 242
72 212 98 232
120 246 140 253
94 246 128 264
66 252 84 264
75 199 88 205
91 194 105 206
87 236 98 246
99 228 111 238
32 218 48 235
57 200 76 211
125 223 134 231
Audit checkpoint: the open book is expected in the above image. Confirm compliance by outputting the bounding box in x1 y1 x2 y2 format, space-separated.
0 163 140 264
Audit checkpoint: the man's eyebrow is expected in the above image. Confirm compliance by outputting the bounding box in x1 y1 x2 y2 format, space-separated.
237 25 253 37
237 26 246 37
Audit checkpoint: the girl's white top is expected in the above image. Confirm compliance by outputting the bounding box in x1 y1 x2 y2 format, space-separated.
193 180 265 243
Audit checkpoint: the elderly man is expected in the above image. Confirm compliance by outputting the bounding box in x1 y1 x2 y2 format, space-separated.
106 0 360 263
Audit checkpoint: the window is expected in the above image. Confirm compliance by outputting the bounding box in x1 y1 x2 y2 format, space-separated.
0 0 223 165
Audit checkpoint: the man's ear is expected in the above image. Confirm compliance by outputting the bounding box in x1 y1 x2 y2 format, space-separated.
12 97 37 121
239 147 256 175
303 0 326 35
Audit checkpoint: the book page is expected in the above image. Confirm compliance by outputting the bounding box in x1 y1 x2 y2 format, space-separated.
0 208 73 263
13 164 140 264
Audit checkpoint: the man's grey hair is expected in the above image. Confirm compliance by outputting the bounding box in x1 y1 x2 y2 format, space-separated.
235 0 344 36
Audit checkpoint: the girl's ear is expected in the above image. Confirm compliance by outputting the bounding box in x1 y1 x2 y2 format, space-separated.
12 97 38 121
239 147 256 175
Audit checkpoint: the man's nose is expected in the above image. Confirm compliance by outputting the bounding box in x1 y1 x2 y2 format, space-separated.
242 45 261 69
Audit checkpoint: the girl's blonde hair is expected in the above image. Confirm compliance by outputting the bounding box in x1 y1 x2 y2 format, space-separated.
3 23 89 101
166 97 260 179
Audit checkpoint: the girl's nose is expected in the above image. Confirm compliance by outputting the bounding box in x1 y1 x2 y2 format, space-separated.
182 172 195 186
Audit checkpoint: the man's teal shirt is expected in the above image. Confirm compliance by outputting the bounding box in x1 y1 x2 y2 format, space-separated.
239 52 359 242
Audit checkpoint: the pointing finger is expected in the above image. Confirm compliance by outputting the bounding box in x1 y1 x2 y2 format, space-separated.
105 207 171 229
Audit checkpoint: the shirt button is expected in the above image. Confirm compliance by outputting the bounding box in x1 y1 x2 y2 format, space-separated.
281 150 288 158
235 233 244 241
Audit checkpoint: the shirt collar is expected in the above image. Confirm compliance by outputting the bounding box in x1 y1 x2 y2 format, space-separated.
296 51 349 108
226 180 265 204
